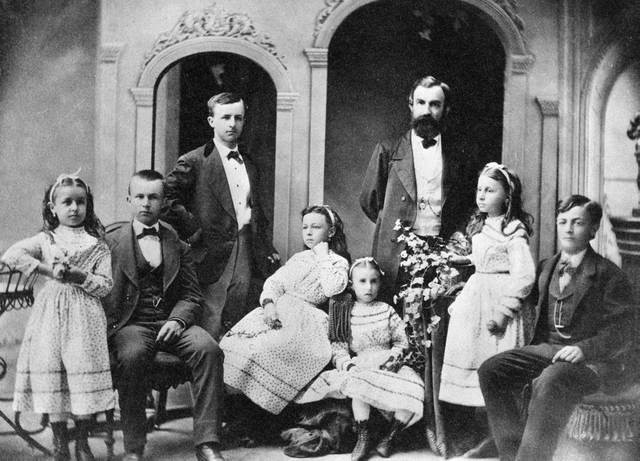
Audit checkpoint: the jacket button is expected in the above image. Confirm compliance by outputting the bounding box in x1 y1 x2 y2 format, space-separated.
401 196 406 201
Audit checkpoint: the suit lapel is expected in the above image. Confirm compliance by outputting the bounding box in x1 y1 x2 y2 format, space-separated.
441 134 453 208
205 144 237 220
537 253 561 314
159 222 179 293
391 131 417 201
570 247 597 311
115 223 139 288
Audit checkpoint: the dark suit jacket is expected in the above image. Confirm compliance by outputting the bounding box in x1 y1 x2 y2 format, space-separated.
162 140 277 285
102 221 204 338
530 246 636 378
359 130 478 289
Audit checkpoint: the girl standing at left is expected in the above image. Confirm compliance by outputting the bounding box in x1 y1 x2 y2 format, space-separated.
2 172 114 461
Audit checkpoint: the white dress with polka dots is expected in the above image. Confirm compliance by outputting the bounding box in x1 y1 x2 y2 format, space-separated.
220 249 348 414
2 227 115 415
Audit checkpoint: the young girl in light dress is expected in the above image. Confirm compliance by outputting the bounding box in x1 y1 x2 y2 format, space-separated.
440 162 536 406
297 258 424 461
438 163 536 456
2 172 114 461
220 205 350 415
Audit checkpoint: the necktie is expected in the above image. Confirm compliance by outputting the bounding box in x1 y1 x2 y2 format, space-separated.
227 150 243 164
422 138 437 149
137 227 159 239
558 260 576 277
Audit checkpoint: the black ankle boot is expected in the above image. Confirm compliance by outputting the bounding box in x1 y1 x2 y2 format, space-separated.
74 419 95 461
351 420 371 461
51 422 71 461
375 419 405 458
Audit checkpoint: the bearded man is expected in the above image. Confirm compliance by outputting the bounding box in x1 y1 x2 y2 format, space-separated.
360 75 479 303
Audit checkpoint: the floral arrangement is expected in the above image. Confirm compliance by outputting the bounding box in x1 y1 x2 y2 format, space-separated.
393 220 470 373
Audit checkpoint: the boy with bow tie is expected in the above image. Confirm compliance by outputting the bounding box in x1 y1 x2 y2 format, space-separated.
103 170 225 461
478 194 635 461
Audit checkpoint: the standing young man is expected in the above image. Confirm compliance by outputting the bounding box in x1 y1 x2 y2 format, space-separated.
163 92 279 339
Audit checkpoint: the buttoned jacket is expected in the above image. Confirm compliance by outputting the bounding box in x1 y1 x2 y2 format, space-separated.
102 221 203 338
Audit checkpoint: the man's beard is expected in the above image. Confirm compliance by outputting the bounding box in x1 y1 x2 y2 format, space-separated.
411 114 443 140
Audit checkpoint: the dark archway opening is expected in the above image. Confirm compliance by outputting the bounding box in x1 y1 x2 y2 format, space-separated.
324 0 505 258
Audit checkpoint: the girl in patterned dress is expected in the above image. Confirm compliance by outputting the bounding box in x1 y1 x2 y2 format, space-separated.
296 258 424 461
2 172 114 461
438 163 536 456
220 205 350 415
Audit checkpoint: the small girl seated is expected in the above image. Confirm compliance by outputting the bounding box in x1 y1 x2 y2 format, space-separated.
296 257 424 461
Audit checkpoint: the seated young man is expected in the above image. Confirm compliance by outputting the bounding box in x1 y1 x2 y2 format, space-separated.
478 195 635 461
103 170 225 461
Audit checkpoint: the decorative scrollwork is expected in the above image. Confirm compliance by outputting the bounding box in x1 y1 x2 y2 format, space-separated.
143 3 285 68
313 0 344 38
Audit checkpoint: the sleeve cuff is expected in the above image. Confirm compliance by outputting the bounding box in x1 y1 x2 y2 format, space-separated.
168 317 186 328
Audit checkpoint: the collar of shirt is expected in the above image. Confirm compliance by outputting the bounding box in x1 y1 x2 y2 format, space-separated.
213 138 242 163
132 219 160 238
560 248 587 269
411 131 441 154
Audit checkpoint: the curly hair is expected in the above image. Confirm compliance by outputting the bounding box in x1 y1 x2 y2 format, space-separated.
43 177 104 239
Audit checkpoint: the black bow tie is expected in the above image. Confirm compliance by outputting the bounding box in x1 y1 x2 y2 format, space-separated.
422 138 437 149
558 260 576 277
137 227 159 239
227 150 243 164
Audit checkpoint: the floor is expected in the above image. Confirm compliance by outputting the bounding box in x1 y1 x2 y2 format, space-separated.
1 344 496 461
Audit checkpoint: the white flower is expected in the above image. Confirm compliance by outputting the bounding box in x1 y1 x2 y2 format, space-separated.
393 219 402 231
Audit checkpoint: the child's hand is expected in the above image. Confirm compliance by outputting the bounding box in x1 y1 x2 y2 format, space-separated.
487 312 509 335
312 241 329 256
263 302 279 327
379 355 403 373
51 263 67 280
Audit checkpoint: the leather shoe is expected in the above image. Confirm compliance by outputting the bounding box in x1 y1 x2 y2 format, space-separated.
196 442 226 461
122 453 142 461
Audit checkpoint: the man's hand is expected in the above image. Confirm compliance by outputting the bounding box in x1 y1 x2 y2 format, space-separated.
267 252 280 264
156 320 184 345
186 228 202 247
552 345 585 364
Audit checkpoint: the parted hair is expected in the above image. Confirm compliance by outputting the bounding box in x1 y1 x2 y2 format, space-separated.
466 163 534 238
556 194 602 224
207 92 245 117
328 258 383 344
301 205 350 263
408 75 451 109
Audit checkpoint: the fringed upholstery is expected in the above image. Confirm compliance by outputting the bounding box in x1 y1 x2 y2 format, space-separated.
566 384 640 442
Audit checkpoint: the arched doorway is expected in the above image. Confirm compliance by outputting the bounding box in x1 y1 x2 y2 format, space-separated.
153 52 277 229
323 0 505 258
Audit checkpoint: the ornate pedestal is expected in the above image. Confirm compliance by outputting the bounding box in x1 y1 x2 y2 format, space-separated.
610 216 640 300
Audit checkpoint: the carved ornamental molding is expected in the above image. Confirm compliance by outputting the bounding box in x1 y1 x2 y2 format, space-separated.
143 3 285 68
314 0 344 38
313 0 527 47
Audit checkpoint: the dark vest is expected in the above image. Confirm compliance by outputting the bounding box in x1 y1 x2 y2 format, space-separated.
129 237 168 323
537 259 581 345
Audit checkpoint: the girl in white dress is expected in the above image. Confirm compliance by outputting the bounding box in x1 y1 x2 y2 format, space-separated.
440 163 536 407
438 163 536 457
220 205 349 415
297 258 424 461
2 172 114 461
